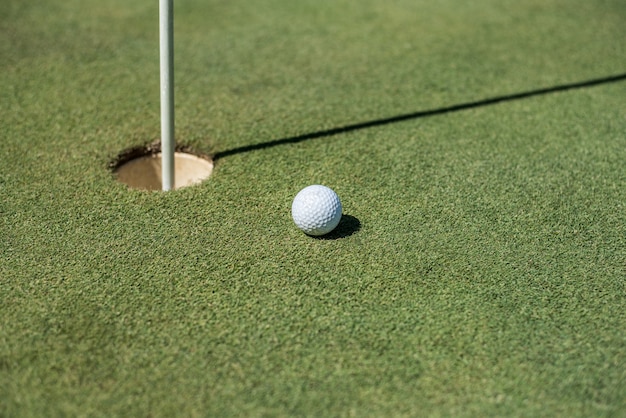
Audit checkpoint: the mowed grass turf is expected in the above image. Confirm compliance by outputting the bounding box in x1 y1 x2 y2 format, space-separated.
1 0 625 416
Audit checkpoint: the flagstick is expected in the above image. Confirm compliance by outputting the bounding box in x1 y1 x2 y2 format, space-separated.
160 0 175 191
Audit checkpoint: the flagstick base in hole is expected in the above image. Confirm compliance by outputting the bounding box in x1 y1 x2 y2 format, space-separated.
112 147 213 191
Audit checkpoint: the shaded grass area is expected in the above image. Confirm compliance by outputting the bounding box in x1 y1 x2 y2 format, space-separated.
1 0 625 416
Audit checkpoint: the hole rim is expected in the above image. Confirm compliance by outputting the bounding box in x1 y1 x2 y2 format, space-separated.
109 140 215 191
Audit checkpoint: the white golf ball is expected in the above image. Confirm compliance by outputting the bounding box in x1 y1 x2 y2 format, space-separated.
291 185 342 236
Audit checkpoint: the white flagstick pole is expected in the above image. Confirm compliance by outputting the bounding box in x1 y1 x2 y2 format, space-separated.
160 0 175 191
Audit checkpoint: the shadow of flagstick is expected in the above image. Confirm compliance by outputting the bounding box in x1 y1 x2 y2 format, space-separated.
213 72 626 161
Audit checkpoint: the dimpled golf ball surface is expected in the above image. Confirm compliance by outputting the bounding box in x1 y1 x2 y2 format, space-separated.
292 185 342 236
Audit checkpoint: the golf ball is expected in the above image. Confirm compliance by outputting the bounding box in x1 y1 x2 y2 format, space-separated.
291 185 342 236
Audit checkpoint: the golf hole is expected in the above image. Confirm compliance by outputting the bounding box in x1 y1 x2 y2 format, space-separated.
111 144 213 191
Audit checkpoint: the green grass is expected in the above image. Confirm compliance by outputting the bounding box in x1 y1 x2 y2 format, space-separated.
1 0 625 416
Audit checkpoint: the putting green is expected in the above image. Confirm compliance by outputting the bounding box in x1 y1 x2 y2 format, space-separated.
1 0 625 416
